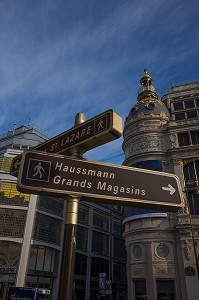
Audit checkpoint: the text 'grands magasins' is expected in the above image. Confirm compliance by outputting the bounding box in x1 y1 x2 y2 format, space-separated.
53 162 146 196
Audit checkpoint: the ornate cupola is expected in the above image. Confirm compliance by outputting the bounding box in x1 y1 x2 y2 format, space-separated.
138 69 158 102
123 70 170 167
125 70 170 123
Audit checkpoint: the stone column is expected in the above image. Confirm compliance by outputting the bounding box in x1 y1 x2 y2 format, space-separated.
15 194 38 286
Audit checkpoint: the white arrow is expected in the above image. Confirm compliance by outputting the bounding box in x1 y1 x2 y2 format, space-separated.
162 184 176 195
14 159 21 169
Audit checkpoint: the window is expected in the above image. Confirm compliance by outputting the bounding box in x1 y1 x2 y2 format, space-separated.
78 204 89 225
113 217 123 236
113 262 126 281
131 160 163 171
28 245 57 273
0 241 21 270
132 245 142 260
113 238 126 259
195 160 199 178
37 196 64 217
173 101 183 111
175 112 185 120
0 157 13 172
74 253 87 275
191 131 199 145
0 208 27 237
91 257 109 277
196 99 199 107
183 162 195 181
184 160 199 181
178 132 190 146
76 226 88 251
156 243 169 258
184 99 195 108
134 280 147 300
156 280 175 300
33 213 62 245
145 102 156 110
92 231 109 256
0 181 29 206
186 110 197 119
93 210 109 231
36 247 45 270
188 193 199 215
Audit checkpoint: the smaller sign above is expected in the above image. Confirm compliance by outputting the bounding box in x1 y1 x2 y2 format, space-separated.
10 109 122 176
17 150 184 212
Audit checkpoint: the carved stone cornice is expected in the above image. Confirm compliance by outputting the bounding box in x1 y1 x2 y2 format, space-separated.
125 230 176 242
167 145 199 160
154 266 173 276
132 268 145 277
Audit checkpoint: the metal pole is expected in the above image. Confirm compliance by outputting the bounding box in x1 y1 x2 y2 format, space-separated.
58 113 86 300
58 197 80 300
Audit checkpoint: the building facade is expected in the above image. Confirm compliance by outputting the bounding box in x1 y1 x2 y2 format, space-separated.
0 125 127 300
122 71 199 300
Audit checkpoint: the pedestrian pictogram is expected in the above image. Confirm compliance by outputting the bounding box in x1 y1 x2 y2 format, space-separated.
26 158 51 183
33 162 45 179
95 115 107 133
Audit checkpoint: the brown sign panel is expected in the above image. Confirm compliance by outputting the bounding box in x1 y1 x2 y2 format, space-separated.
17 150 184 212
10 109 122 176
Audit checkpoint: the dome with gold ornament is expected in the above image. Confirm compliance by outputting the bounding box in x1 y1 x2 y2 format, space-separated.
126 70 170 122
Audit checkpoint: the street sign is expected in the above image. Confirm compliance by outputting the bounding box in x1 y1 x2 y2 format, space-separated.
17 150 183 212
6 287 49 300
99 273 106 291
10 109 122 176
6 287 36 300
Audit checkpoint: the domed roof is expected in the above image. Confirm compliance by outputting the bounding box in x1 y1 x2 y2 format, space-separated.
126 70 170 122
127 100 170 122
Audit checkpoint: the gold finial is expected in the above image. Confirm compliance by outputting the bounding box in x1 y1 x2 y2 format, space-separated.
138 69 158 102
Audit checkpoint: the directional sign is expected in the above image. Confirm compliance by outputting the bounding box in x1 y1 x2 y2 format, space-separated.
6 287 36 300
17 150 184 212
10 109 122 176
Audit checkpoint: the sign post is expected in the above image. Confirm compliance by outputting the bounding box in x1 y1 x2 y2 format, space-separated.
58 113 84 300
17 151 183 212
12 109 123 300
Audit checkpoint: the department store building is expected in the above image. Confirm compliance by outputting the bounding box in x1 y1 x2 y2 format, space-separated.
122 70 199 300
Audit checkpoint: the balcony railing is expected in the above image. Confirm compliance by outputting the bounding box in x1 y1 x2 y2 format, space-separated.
161 78 199 98
0 124 49 141
138 85 157 94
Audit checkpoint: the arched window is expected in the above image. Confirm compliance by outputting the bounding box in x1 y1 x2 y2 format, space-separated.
184 162 195 184
183 159 199 214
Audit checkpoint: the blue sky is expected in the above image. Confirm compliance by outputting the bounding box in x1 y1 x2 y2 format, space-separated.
0 0 199 164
